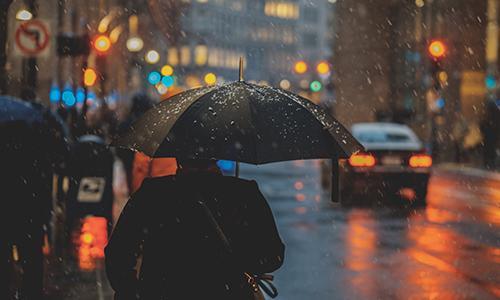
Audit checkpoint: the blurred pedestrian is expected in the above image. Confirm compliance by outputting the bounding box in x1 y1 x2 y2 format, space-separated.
0 118 54 299
105 159 285 299
480 100 499 170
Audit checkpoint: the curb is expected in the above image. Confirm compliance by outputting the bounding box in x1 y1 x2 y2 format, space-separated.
434 163 500 181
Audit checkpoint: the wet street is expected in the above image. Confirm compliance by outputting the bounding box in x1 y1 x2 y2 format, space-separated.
46 160 500 300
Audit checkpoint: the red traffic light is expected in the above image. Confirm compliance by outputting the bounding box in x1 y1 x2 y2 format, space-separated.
92 34 111 54
428 40 446 59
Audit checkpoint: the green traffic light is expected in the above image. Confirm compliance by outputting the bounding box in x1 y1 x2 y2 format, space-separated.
310 80 322 92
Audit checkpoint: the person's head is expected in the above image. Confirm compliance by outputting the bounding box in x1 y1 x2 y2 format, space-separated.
176 158 220 174
130 92 154 118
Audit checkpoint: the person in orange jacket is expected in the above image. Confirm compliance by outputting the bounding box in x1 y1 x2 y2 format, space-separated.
131 152 177 193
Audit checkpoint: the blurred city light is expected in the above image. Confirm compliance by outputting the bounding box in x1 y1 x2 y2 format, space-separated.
62 85 76 106
83 68 97 87
161 75 175 87
147 71 161 85
156 83 168 95
204 72 217 85
93 35 111 54
49 84 61 103
438 71 448 84
217 160 235 173
436 97 445 109
145 50 160 64
126 37 144 52
76 87 85 104
428 40 446 59
310 80 322 92
316 61 330 75
109 26 123 44
16 9 33 21
485 75 496 90
161 65 174 76
279 79 291 89
294 61 308 74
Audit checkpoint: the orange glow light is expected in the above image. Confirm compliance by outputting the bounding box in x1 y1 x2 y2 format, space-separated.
93 35 111 54
294 61 308 74
316 61 330 74
349 153 376 167
409 154 432 168
428 40 446 59
80 232 94 245
83 68 97 87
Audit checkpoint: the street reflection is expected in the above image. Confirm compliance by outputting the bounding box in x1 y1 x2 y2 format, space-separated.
345 210 377 271
76 217 108 271
344 209 379 298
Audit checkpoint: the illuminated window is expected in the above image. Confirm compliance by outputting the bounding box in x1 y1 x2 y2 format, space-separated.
180 46 191 66
264 2 299 19
195 45 208 65
168 48 179 66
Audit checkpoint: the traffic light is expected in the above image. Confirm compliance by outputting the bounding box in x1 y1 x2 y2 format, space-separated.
83 68 97 87
428 40 446 60
310 80 322 92
92 34 111 54
294 61 308 74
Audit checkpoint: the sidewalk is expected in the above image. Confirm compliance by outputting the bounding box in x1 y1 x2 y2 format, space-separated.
434 163 500 181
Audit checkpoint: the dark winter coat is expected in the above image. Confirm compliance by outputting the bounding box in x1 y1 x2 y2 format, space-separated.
105 172 285 300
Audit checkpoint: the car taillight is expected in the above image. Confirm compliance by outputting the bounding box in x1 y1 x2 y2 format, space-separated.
409 154 432 168
349 153 376 167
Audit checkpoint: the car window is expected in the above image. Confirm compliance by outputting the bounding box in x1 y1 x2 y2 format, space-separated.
356 131 410 143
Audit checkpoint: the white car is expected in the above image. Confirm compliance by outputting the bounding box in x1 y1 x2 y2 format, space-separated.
339 122 432 205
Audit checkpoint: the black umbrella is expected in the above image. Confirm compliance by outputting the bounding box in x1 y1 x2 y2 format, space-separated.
0 96 69 168
113 81 363 164
0 95 45 124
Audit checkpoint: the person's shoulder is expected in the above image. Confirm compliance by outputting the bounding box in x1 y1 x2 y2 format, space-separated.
141 175 178 189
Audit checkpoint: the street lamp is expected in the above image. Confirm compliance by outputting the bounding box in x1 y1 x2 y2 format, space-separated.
126 37 144 52
145 50 160 64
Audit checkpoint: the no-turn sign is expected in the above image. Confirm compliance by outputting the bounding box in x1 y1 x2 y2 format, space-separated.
14 19 51 57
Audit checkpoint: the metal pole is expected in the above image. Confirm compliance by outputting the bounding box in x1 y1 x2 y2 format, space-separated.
0 0 13 95
331 156 340 203
486 0 499 102
235 162 240 178
20 0 38 101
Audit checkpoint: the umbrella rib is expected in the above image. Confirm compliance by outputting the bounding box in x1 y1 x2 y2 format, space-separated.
268 86 364 156
240 82 263 163
151 86 219 156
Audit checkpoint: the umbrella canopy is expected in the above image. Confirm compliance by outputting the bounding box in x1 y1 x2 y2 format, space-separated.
0 95 45 124
0 96 69 168
113 81 363 164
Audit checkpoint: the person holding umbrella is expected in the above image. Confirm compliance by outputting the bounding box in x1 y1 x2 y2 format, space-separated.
108 64 363 299
105 157 284 299
0 96 67 299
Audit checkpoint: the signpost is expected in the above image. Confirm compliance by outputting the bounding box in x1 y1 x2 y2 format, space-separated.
14 19 50 57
